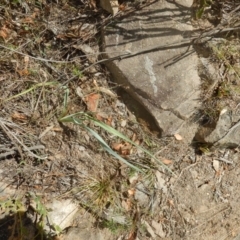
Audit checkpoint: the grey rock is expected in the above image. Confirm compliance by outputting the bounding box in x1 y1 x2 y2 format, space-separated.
204 108 232 144
65 227 112 240
135 182 149 207
215 121 240 148
100 0 118 15
43 199 78 233
102 0 201 138
195 107 240 148
102 208 127 225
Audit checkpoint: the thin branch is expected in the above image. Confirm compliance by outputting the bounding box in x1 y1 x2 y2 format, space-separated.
215 158 233 165
0 44 73 64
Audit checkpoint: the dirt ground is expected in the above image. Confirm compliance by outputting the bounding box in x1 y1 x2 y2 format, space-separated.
0 0 240 239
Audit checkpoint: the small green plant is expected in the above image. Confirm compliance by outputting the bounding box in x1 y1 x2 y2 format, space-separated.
72 67 83 78
196 0 213 19
210 42 240 82
90 177 114 206
2 81 58 102
28 192 62 238
198 144 212 155
11 0 21 5
0 197 26 214
102 219 128 234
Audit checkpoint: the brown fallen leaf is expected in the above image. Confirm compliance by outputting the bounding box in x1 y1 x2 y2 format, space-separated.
161 159 173 165
112 142 132 155
17 69 29 76
151 220 166 238
84 93 100 112
52 127 63 132
122 198 132 212
0 26 9 40
168 199 174 207
127 229 137 240
12 112 28 122
105 116 112 126
112 142 123 151
96 113 103 121
128 188 135 196
24 56 29 65
21 17 34 24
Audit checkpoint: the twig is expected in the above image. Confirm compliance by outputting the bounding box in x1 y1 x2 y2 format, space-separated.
0 121 23 159
0 150 16 160
61 25 240 86
0 44 73 64
215 158 233 164
0 119 46 160
23 145 45 151
80 26 240 76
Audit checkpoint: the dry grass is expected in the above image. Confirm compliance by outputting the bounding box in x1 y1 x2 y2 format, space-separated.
0 0 168 238
0 0 240 239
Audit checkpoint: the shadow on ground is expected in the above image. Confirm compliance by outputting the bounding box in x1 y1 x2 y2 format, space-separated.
0 210 52 240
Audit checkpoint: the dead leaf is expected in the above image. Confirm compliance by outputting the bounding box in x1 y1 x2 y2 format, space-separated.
161 159 173 165
112 142 132 155
11 112 28 122
128 188 135 196
84 93 100 112
168 199 174 207
120 119 127 127
174 133 183 141
96 87 117 98
131 133 137 142
56 34 68 40
151 220 166 238
52 127 63 132
0 26 9 39
21 17 34 24
0 30 7 39
129 172 138 184
106 116 112 126
122 199 132 211
93 79 98 87
96 113 103 121
142 220 156 238
24 56 29 64
120 143 132 155
112 142 122 151
127 230 137 240
17 69 29 76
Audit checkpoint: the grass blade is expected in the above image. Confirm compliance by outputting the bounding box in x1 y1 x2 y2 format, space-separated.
3 82 58 102
84 126 143 172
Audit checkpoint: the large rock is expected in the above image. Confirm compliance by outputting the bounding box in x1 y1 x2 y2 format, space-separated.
102 0 201 137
